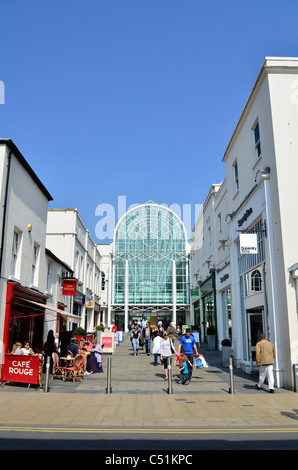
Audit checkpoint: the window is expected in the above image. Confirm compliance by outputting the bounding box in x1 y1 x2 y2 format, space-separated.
251 269 262 292
253 121 262 160
11 229 21 278
46 262 52 292
233 160 239 191
244 268 262 296
218 213 222 238
32 243 39 285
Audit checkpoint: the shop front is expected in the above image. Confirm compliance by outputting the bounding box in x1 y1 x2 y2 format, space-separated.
3 282 48 353
200 272 217 344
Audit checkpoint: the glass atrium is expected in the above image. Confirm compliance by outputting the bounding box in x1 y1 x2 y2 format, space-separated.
110 201 189 327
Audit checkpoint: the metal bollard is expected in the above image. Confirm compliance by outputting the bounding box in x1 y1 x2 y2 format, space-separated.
167 357 173 394
105 356 112 394
229 357 235 394
44 356 50 393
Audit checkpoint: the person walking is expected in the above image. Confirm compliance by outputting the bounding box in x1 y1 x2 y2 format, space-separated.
178 353 193 385
166 321 176 343
177 328 198 381
160 332 178 380
131 325 140 356
255 333 276 393
142 321 152 356
152 330 162 366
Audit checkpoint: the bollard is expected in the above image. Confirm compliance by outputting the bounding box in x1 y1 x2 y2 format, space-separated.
229 357 235 394
105 356 112 394
44 356 50 393
167 357 173 394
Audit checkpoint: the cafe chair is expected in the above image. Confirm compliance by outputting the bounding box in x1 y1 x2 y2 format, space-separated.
52 352 68 380
62 354 85 383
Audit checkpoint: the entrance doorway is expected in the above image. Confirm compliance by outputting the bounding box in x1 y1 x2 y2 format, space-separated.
247 309 263 369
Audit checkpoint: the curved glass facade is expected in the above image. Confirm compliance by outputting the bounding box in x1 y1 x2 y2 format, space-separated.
113 202 188 306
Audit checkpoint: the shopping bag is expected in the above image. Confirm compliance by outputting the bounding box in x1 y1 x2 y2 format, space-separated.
195 355 208 368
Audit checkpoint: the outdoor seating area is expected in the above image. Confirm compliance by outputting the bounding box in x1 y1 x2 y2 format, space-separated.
52 352 86 383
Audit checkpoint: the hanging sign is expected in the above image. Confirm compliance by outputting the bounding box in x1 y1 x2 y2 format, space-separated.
240 233 258 254
62 278 77 296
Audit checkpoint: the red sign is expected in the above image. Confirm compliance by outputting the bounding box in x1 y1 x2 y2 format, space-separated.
62 278 77 296
101 336 113 348
2 354 39 384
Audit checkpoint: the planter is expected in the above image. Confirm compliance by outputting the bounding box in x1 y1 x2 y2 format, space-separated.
222 346 232 367
207 334 216 350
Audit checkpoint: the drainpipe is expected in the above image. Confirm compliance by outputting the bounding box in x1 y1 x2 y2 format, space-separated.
0 150 12 356
0 150 12 278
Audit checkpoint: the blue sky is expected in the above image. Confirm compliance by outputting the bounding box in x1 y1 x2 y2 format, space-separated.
1 0 298 243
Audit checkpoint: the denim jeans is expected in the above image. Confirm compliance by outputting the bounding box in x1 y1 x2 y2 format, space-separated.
186 354 194 378
154 354 162 365
145 338 151 354
132 338 139 353
180 372 189 384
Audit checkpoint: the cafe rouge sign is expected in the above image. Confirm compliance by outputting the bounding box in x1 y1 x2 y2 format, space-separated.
2 355 39 384
62 278 77 296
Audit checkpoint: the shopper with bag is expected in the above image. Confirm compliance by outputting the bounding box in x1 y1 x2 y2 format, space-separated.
160 332 178 380
178 329 198 380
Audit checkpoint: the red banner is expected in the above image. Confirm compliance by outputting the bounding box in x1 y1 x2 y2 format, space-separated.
62 278 77 296
101 336 113 348
2 354 39 384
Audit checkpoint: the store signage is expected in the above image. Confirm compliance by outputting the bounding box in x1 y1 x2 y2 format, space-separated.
240 233 258 254
62 278 77 296
86 301 94 308
2 354 39 384
238 208 253 227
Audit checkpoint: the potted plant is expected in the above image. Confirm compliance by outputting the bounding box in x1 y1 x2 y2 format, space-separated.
221 338 232 367
73 327 86 339
95 323 105 343
207 326 216 350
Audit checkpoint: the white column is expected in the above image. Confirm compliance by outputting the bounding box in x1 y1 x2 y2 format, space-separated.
107 257 112 328
262 173 282 388
125 259 129 332
172 260 177 325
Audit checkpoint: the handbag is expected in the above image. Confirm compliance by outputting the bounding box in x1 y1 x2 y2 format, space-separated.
195 355 208 368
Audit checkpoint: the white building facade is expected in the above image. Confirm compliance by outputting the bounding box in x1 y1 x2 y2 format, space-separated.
191 57 298 390
0 139 53 353
46 208 102 333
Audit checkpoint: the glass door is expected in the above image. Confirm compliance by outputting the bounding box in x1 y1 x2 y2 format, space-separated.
247 310 263 369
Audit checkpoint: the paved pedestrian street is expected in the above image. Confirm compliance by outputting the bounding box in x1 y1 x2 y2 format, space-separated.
0 334 298 433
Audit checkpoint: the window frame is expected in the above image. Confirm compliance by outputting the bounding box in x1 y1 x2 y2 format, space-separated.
233 160 239 192
11 228 22 278
253 120 262 161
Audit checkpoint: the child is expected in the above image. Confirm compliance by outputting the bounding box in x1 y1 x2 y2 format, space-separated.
178 353 192 385
175 348 186 367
